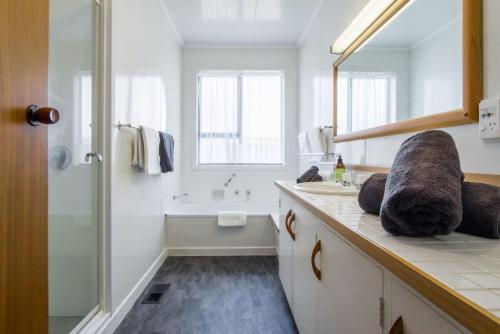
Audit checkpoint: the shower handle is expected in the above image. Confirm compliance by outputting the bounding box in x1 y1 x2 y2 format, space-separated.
85 151 103 163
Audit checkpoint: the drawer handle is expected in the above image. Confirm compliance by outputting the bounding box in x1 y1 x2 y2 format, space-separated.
389 316 404 334
311 240 321 280
285 209 292 226
286 213 296 241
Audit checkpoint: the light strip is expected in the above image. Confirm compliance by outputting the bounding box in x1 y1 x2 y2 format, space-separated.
331 0 397 54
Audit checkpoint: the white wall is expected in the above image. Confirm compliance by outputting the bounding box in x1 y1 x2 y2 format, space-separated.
410 18 462 118
299 0 500 175
180 47 299 205
110 0 181 311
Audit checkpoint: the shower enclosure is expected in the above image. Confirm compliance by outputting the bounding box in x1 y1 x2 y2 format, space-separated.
48 0 103 332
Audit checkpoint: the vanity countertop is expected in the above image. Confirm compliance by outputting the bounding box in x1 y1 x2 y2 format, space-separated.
275 180 500 333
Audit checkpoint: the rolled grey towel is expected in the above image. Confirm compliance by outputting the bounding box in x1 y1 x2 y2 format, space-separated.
455 182 500 239
359 176 500 239
297 166 320 184
358 173 388 215
310 174 323 182
381 130 464 237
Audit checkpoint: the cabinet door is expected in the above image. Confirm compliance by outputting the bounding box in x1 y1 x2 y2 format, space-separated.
292 203 319 334
388 279 464 334
279 192 294 308
316 221 384 334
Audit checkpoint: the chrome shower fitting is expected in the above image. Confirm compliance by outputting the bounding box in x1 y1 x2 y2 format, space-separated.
224 173 236 187
173 193 188 200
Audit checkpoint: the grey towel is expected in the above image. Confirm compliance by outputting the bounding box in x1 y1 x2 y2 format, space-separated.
159 132 174 173
359 176 500 239
455 182 500 239
297 166 320 184
358 173 388 215
380 130 464 237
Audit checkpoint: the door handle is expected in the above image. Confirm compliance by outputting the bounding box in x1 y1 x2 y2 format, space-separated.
85 152 103 163
286 212 296 241
311 240 321 280
389 316 404 334
26 105 60 126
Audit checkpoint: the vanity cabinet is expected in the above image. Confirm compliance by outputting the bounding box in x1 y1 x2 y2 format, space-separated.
292 203 319 334
388 279 465 334
279 193 294 307
316 221 384 334
278 191 466 334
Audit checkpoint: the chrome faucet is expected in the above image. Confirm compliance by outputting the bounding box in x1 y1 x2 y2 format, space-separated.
224 173 236 187
173 193 188 200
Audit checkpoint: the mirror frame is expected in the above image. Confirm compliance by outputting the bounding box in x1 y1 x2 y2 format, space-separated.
333 0 482 143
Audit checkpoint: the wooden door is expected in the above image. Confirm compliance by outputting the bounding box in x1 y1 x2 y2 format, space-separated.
0 0 49 333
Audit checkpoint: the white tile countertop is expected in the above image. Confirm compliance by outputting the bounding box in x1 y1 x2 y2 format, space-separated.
275 180 500 331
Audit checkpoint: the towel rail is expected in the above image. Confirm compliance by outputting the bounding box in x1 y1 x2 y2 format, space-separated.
116 122 140 130
116 122 180 141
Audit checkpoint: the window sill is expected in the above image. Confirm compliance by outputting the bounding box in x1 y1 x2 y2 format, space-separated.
192 164 288 171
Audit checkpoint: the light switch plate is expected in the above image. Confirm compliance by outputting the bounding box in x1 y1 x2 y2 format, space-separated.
479 98 500 141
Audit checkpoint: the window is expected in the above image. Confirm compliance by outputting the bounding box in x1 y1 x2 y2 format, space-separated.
337 72 396 133
197 71 284 165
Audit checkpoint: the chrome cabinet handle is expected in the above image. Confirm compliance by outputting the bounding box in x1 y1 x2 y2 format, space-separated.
85 151 103 163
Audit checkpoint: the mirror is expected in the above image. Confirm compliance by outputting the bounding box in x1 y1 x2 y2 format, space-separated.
333 0 482 142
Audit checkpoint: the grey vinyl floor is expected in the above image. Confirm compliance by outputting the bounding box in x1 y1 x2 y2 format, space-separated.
115 256 298 334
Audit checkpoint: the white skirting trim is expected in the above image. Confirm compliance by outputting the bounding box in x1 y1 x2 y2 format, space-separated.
167 246 277 256
87 249 168 334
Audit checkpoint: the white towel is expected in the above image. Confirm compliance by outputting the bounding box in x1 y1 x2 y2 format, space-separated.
132 129 144 169
307 127 328 154
140 126 161 175
217 211 247 227
297 130 310 154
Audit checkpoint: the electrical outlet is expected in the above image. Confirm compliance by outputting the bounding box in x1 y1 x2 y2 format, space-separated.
479 98 500 141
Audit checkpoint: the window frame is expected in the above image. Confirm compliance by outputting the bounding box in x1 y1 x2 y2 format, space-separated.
338 71 397 133
195 70 286 167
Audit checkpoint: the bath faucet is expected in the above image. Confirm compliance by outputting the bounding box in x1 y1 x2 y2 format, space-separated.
224 173 236 187
173 193 188 200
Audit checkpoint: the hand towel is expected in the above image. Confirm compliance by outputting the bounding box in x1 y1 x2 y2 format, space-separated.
297 130 310 154
297 166 320 184
159 132 174 173
140 126 161 175
306 127 327 154
132 129 144 169
380 130 464 237
358 173 388 215
217 211 247 227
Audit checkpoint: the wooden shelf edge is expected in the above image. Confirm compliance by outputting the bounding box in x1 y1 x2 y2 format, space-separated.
274 181 500 334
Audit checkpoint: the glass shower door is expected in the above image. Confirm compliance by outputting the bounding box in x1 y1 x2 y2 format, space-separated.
48 0 101 333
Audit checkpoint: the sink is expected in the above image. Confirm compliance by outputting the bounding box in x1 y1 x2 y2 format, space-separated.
294 181 359 196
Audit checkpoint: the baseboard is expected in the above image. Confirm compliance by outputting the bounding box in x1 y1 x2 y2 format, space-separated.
168 246 277 256
92 248 168 334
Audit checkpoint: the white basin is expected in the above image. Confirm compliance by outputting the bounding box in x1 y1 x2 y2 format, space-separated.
294 181 359 196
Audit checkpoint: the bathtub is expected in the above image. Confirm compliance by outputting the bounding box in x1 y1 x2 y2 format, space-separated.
165 202 279 256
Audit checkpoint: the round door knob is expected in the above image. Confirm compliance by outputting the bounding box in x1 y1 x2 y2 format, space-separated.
26 105 60 126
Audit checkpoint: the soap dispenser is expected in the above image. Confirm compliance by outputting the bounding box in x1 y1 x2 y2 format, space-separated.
335 154 346 182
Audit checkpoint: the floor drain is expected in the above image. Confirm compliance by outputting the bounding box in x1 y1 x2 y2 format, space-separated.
142 283 170 304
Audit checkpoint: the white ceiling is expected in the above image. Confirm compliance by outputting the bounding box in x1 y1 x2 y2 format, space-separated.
162 0 323 46
367 0 462 48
